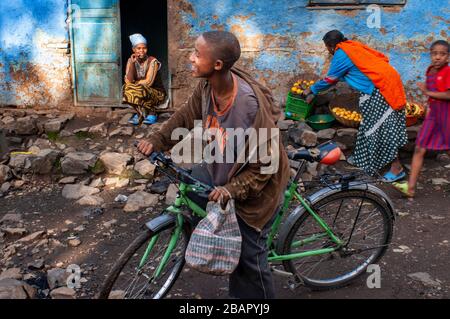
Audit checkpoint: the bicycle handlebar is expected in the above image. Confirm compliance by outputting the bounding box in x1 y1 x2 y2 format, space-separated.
134 141 214 193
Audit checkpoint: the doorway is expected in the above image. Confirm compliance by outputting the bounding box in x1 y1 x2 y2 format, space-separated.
120 0 169 92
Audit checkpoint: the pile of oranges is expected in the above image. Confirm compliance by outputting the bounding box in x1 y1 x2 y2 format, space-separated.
332 107 362 123
290 80 315 96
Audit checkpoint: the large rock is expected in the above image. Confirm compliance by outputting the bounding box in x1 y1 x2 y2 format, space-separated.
62 184 100 200
76 195 105 206
100 152 132 175
0 278 37 299
18 230 45 243
337 128 358 138
109 126 134 137
61 152 98 175
28 149 62 174
134 160 156 178
0 213 23 224
165 184 179 205
50 287 76 299
47 268 69 290
300 130 318 147
288 122 315 146
43 117 69 133
0 268 22 280
13 116 37 135
0 164 12 184
9 149 62 174
124 191 159 212
88 122 108 137
317 128 336 140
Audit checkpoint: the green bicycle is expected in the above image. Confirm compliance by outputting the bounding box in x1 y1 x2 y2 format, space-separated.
97 141 395 299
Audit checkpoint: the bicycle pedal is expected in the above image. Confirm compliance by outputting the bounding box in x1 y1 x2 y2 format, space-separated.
287 276 304 290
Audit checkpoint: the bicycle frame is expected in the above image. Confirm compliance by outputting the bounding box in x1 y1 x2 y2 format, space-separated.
138 166 345 279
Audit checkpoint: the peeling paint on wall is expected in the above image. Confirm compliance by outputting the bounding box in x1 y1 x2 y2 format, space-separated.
0 0 72 108
168 0 449 106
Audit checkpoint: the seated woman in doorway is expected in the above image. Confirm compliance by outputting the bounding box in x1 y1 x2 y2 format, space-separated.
303 30 408 181
123 33 166 125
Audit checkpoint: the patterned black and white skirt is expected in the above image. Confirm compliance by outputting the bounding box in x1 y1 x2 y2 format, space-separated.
353 88 407 176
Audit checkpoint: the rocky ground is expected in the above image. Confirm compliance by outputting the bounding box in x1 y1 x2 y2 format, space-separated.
0 108 449 299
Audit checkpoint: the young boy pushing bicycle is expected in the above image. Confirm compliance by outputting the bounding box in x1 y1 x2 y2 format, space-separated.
138 31 290 299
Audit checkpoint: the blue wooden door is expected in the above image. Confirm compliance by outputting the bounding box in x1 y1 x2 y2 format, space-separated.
69 0 121 106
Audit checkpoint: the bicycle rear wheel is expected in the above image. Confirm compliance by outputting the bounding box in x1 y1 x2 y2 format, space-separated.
97 223 188 299
281 190 393 290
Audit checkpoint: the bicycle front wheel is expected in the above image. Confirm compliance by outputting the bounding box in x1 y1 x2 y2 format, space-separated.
281 190 394 290
97 223 188 299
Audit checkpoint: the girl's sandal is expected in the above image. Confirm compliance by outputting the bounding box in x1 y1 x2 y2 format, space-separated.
392 182 415 198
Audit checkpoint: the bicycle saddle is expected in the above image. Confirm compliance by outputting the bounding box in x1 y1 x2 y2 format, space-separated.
288 141 342 165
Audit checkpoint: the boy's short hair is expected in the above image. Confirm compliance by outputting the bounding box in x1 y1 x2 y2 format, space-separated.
201 31 241 69
431 40 449 52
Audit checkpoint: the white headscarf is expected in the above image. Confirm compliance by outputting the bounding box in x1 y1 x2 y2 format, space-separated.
129 33 147 47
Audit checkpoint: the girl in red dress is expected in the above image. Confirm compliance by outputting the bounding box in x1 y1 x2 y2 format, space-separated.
394 40 450 197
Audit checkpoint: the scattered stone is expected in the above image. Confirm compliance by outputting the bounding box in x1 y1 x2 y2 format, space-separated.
59 176 77 184
50 287 76 299
134 160 156 178
124 191 159 213
317 128 336 140
119 113 133 125
337 128 358 137
59 130 73 137
407 272 441 288
13 180 25 189
47 268 69 290
277 120 294 131
88 122 108 137
27 259 45 270
0 278 37 299
73 225 85 232
108 290 126 299
0 213 23 224
43 118 68 133
0 164 12 184
62 184 100 200
103 219 118 228
431 178 449 186
68 239 81 247
14 116 37 135
18 231 45 243
104 177 129 188
300 130 318 147
60 152 98 175
1 182 11 193
76 195 104 206
4 228 27 236
99 152 133 175
0 268 22 280
393 245 412 254
109 126 134 137
29 149 63 174
114 194 128 203
165 184 179 205
89 177 104 188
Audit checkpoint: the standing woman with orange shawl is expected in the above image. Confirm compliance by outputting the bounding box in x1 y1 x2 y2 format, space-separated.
304 30 408 180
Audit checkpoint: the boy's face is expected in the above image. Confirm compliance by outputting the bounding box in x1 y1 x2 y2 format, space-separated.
133 44 148 59
430 44 449 69
190 36 220 78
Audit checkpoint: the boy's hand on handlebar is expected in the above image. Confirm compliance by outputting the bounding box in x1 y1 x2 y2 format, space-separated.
137 140 154 156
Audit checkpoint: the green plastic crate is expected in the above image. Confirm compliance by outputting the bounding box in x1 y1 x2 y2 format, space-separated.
285 92 314 121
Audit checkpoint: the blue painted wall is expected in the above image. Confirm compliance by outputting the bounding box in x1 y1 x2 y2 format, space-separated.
172 0 449 104
0 0 72 107
0 0 448 108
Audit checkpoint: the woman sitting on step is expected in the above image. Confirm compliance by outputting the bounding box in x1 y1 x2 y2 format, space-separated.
123 33 166 125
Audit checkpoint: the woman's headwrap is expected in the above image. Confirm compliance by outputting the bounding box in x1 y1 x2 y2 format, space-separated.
129 33 147 48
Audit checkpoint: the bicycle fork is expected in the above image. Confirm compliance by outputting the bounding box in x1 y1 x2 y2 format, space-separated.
138 213 184 279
